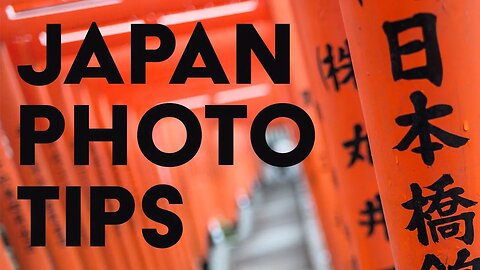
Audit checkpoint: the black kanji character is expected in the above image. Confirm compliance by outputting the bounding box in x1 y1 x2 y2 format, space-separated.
302 89 312 105
383 13 443 86
450 248 480 270
359 193 389 240
343 124 373 167
393 91 469 166
402 174 477 246
421 253 446 270
316 40 357 91
421 248 480 270
315 103 323 121
351 256 359 270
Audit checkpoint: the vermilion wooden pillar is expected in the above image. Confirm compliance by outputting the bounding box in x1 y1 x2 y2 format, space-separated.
339 1 480 268
269 1 354 268
287 0 395 269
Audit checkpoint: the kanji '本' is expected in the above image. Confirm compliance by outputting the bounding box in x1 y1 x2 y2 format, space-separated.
393 91 469 166
343 124 372 167
421 248 480 270
316 40 357 91
402 174 477 246
383 13 443 86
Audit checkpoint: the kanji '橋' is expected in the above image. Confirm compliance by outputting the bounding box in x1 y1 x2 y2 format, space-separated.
402 174 477 246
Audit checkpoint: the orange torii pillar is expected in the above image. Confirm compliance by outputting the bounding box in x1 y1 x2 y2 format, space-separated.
0 44 86 270
287 0 395 269
0 127 54 270
302 112 355 270
0 237 14 270
269 1 354 268
338 1 480 269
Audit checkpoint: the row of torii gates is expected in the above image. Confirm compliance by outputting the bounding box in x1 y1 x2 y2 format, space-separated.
0 0 479 269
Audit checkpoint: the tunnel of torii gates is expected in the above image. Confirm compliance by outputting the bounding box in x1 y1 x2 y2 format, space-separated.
0 0 479 270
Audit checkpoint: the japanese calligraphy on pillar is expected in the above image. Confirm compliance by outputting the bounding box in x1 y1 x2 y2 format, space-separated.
314 30 392 268
383 13 469 163
383 13 443 87
382 12 477 268
404 175 478 269
343 123 373 167
393 91 468 166
359 193 389 240
316 40 357 91
402 174 477 246
421 249 479 269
